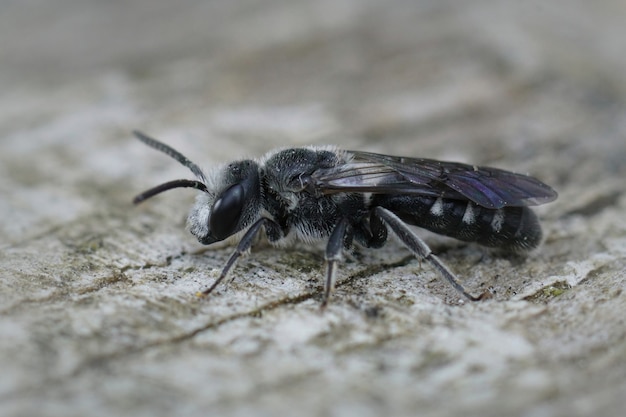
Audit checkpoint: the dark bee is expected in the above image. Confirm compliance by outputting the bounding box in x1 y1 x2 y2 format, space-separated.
132 131 557 306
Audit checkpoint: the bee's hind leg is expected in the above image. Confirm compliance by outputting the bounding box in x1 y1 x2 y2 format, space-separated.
374 207 486 302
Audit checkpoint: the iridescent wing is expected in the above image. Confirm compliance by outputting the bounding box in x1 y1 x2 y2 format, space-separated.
311 151 557 209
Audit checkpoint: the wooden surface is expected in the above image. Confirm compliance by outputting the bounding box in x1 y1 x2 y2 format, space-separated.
1 1 625 416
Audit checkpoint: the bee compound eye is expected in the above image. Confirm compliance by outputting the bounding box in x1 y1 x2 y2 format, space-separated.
209 184 245 240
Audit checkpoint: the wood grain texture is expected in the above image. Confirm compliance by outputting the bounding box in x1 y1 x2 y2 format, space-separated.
1 1 625 416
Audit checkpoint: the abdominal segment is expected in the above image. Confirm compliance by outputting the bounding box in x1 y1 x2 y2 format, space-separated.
373 194 542 251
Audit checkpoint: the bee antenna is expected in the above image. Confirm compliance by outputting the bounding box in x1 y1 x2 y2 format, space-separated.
133 179 209 204
133 130 207 182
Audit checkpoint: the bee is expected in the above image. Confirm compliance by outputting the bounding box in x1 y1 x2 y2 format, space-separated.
132 131 557 306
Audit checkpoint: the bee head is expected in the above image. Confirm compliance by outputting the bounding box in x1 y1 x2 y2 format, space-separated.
187 160 261 245
132 131 261 245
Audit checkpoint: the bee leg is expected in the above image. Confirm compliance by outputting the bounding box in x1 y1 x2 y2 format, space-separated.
198 217 277 297
321 218 351 308
374 207 482 302
366 208 388 247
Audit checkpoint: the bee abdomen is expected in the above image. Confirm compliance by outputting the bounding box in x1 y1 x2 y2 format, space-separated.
374 195 542 251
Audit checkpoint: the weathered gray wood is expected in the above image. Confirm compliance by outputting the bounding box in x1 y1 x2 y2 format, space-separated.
1 1 625 416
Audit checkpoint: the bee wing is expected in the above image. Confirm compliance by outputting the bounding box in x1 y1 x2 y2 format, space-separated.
311 151 558 209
